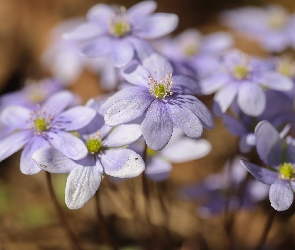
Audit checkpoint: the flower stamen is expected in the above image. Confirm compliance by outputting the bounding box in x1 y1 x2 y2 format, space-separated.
109 6 131 37
148 68 173 99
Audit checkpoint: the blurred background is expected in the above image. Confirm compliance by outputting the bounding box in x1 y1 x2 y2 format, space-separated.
1 0 295 249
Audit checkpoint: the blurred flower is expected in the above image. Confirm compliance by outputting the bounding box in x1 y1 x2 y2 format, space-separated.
64 1 178 67
241 120 295 211
101 53 214 150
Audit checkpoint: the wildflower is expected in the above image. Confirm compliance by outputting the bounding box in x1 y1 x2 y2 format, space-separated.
0 91 96 175
101 53 214 150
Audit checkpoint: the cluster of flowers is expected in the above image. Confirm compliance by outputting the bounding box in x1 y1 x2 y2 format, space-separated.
1 1 295 216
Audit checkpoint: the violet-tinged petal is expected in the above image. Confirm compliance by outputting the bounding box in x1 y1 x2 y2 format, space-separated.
239 135 254 153
136 13 178 39
240 160 278 185
255 120 283 166
145 156 172 181
121 62 150 87
237 84 266 116
168 101 203 138
129 38 154 62
162 138 211 163
33 145 78 174
55 106 96 131
86 3 113 23
105 92 154 126
1 106 31 130
127 1 157 23
201 32 234 53
172 75 201 95
269 179 294 211
100 125 113 139
214 84 238 113
286 144 295 163
110 39 134 67
0 130 32 162
223 114 248 136
101 148 145 178
20 136 49 175
200 73 229 95
260 72 293 91
65 165 102 209
81 37 111 58
104 124 142 147
42 90 74 115
141 99 173 150
47 131 87 160
143 53 173 76
63 23 103 40
180 95 214 129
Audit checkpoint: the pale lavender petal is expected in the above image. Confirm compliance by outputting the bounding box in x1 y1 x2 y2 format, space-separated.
145 156 172 181
55 106 96 131
201 32 234 53
127 1 157 23
121 62 150 87
65 164 102 209
286 144 295 163
0 130 32 162
100 125 113 139
136 13 178 39
162 138 211 163
223 114 248 136
104 124 142 147
20 136 49 175
110 39 134 67
239 135 254 153
200 73 229 94
172 75 201 95
47 131 87 160
248 180 269 201
214 84 238 113
129 37 154 62
101 148 145 178
1 106 31 130
237 84 266 116
269 180 293 211
81 37 111 58
33 145 78 174
141 99 173 150
105 92 154 126
87 4 113 23
260 72 293 91
168 101 203 138
255 120 283 167
42 90 74 115
63 23 103 40
240 160 278 185
143 53 173 76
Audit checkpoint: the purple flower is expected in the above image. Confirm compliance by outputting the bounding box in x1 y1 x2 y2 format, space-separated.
201 50 293 116
64 1 178 67
241 120 295 211
221 5 295 52
0 91 96 175
33 116 144 209
101 54 214 150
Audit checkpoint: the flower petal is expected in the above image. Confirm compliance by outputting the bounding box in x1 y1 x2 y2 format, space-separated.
63 22 103 40
200 73 229 95
87 4 113 23
110 39 134 67
240 160 278 185
136 13 178 39
47 131 87 160
81 37 111 58
141 99 173 150
145 156 172 181
255 120 283 167
168 101 203 138
121 62 150 87
101 148 145 178
105 91 154 126
1 106 31 130
54 106 96 131
260 72 293 91
237 83 266 116
143 53 173 77
65 164 102 209
172 75 201 95
214 84 238 113
42 90 74 115
223 114 248 136
269 180 293 211
201 32 234 53
127 1 157 23
162 138 211 163
33 145 78 174
104 124 142 147
0 130 32 162
20 136 49 175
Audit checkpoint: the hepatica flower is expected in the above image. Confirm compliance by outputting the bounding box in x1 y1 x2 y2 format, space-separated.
101 53 214 151
241 120 295 211
33 119 144 209
0 91 96 175
64 1 178 67
201 50 293 116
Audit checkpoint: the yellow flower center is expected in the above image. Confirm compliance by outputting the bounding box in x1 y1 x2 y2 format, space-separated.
86 138 103 154
279 163 294 180
34 117 47 132
233 65 249 80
